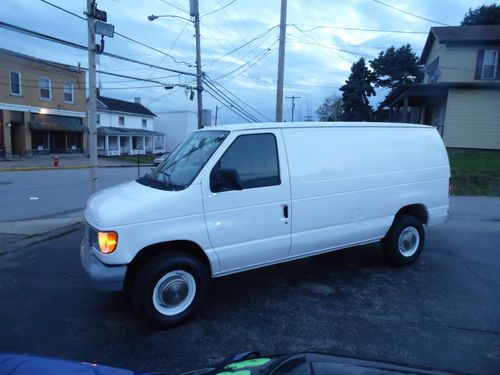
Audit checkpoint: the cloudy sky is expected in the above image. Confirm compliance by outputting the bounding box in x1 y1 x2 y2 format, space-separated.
0 0 486 124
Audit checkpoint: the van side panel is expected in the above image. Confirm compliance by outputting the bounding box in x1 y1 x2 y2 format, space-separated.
282 127 449 256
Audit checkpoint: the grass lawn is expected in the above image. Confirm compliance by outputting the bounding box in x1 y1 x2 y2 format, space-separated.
117 154 157 164
448 149 500 196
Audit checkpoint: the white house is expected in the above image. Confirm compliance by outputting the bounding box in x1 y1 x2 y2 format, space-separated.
96 95 165 156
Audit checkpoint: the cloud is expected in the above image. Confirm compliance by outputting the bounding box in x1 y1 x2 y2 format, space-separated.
0 0 486 124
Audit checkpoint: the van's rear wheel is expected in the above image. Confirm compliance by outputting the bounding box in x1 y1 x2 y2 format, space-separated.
381 214 425 266
131 252 209 327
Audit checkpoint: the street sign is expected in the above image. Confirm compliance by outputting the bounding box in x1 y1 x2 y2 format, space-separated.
95 21 114 37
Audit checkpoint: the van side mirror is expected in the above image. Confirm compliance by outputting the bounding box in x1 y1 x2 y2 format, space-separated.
210 168 243 192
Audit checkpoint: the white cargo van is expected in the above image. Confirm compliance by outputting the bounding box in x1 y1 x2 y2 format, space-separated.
81 122 450 326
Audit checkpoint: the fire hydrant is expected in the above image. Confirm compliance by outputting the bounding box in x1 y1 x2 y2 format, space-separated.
53 155 59 167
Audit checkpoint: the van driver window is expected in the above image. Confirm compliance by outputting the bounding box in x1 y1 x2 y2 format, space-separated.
217 133 280 189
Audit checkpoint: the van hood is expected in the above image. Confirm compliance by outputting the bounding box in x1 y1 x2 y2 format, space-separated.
85 180 202 228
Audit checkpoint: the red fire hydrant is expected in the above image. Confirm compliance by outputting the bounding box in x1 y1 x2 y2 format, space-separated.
53 155 59 167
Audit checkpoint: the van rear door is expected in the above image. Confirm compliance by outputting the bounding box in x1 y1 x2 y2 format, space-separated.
201 130 291 274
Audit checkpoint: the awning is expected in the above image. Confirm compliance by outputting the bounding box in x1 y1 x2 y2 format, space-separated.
29 113 86 133
97 126 164 136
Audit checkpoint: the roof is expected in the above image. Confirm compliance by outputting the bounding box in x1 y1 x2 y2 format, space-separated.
199 122 431 132
0 48 84 74
420 25 500 63
97 95 156 117
381 82 500 107
97 126 163 136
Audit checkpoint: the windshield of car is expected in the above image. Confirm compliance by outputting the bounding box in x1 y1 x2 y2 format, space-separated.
137 130 229 190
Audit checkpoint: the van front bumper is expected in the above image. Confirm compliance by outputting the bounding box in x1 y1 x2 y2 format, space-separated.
80 238 127 292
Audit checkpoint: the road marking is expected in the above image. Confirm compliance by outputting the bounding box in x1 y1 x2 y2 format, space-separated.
29 197 39 200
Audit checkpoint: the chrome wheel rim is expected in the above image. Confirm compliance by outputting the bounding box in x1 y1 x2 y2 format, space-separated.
398 226 420 257
153 270 196 316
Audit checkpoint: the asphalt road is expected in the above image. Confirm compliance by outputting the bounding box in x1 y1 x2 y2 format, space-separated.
0 198 499 374
0 167 144 222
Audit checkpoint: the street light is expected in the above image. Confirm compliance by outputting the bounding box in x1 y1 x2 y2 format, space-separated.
147 14 193 23
147 5 204 129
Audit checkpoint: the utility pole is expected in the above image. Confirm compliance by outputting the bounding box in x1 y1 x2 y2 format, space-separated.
191 0 203 129
286 95 301 122
275 0 287 122
87 0 97 193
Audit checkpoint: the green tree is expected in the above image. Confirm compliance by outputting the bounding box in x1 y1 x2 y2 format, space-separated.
339 58 375 121
316 95 343 121
370 44 423 89
462 3 500 25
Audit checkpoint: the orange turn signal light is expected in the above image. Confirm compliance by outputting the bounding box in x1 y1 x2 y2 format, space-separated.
97 231 118 254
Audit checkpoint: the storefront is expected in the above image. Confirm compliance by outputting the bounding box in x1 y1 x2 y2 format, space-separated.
29 113 86 154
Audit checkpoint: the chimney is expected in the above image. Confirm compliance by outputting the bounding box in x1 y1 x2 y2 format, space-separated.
134 97 141 104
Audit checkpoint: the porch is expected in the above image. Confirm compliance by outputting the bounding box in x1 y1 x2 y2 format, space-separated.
97 127 165 157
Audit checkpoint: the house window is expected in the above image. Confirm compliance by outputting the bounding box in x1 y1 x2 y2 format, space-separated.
119 116 125 125
10 71 22 96
426 57 440 83
142 119 147 128
482 50 498 79
64 82 74 103
39 77 51 100
97 114 100 125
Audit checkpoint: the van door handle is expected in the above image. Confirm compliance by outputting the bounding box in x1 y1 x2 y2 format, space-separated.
283 205 289 219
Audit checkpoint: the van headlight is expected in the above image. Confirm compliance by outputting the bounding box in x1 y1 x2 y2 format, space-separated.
97 231 118 254
88 226 118 254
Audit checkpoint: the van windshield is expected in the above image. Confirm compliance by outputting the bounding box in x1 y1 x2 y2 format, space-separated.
137 130 229 191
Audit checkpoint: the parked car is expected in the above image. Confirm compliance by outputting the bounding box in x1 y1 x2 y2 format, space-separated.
153 153 169 166
0 351 453 374
81 122 450 327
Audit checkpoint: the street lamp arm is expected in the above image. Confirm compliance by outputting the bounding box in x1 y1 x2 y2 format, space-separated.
148 14 193 23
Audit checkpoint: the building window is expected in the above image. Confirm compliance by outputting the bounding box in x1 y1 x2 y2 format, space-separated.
97 113 100 125
119 116 125 126
39 77 52 100
142 119 147 128
481 50 498 79
10 71 22 96
64 82 74 103
426 57 440 83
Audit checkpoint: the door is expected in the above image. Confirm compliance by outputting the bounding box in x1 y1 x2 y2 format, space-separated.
201 130 291 274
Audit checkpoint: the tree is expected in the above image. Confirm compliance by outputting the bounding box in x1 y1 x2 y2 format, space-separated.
316 95 343 121
461 3 500 25
339 58 375 121
370 44 423 89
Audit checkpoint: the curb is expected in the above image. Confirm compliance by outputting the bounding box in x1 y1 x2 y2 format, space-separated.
0 221 84 255
0 164 154 172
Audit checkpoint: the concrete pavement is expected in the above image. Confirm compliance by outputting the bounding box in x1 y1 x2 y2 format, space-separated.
0 197 498 374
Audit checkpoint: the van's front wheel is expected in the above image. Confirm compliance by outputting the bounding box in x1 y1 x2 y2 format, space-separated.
131 252 209 327
381 215 425 266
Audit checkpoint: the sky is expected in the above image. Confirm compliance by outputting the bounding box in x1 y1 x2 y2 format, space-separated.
0 0 488 124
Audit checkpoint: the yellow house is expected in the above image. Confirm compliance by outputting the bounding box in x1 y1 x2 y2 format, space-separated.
382 25 500 150
0 48 87 158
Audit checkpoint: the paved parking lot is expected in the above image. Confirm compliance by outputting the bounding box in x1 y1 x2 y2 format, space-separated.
0 198 499 374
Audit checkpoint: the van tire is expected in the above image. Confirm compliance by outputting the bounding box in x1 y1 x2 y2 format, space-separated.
131 251 210 328
381 214 425 266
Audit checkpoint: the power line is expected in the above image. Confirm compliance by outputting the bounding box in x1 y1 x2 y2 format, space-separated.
201 0 237 17
203 80 261 122
203 85 258 123
371 0 449 26
205 76 273 121
159 0 190 15
205 25 279 68
291 23 428 35
214 41 278 81
0 21 197 77
40 0 195 67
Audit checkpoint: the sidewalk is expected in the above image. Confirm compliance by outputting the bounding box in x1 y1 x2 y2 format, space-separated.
0 154 142 171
